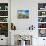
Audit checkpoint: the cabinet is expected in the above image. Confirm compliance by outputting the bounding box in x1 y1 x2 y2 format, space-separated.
0 3 8 46
0 35 8 45
0 3 8 37
38 3 46 37
0 0 11 45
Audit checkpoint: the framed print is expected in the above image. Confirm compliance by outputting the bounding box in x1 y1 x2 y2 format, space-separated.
17 10 29 19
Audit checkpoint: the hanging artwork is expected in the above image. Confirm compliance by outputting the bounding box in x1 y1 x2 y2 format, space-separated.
17 10 29 19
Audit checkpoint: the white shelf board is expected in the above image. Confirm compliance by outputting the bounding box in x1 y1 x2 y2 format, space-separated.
0 10 8 11
38 16 46 17
0 16 8 17
38 22 46 23
0 22 8 23
38 28 46 29
38 10 46 11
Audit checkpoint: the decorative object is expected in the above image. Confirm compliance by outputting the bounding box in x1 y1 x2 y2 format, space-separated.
0 6 1 10
11 23 16 30
38 17 46 22
5 6 8 10
42 12 45 15
0 23 8 37
0 11 8 16
0 3 8 10
38 11 46 16
29 25 35 30
39 29 46 37
15 35 32 46
17 10 29 19
0 17 8 22
38 23 46 28
38 3 46 10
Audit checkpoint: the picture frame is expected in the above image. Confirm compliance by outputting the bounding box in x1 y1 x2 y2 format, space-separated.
17 10 29 19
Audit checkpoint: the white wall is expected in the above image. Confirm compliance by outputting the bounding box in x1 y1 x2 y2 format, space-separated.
11 0 37 30
11 0 38 45
11 0 46 46
11 0 46 30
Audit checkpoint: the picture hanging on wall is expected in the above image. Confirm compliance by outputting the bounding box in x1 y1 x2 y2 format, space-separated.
17 10 29 19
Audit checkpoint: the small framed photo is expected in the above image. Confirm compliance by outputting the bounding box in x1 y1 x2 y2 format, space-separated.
17 10 29 19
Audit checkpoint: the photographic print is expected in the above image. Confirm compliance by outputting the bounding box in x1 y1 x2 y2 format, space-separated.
17 10 29 19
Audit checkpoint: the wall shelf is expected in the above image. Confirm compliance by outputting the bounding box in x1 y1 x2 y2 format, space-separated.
38 28 46 29
0 3 8 37
0 10 8 11
38 22 46 23
38 10 46 11
38 16 46 17
38 3 46 37
0 16 8 17
0 22 8 23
